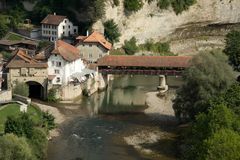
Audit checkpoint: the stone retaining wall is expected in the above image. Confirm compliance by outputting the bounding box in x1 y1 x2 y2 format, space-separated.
0 90 12 102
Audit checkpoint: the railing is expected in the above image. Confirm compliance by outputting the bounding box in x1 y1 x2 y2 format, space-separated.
98 69 184 76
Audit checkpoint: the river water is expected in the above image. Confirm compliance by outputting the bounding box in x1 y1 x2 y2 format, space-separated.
47 75 181 160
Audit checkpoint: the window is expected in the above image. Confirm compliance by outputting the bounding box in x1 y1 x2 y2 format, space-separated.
55 69 60 74
51 61 54 66
56 77 61 82
63 31 65 35
56 62 62 67
63 26 65 29
65 20 67 23
68 25 70 29
74 29 77 33
89 53 92 58
89 44 92 47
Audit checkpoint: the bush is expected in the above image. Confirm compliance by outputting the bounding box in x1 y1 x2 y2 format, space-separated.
0 51 12 60
123 37 138 55
29 128 48 160
47 88 58 102
124 0 143 12
0 134 36 160
4 113 34 139
13 81 29 97
104 19 121 44
172 0 196 15
157 0 171 9
41 112 55 131
113 0 120 6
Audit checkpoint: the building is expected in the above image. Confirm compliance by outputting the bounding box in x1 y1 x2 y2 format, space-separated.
76 31 112 63
41 13 78 42
0 40 38 52
48 40 85 85
6 49 48 99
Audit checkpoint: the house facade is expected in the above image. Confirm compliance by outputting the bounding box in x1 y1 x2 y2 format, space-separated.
48 40 85 85
41 13 78 42
76 31 112 63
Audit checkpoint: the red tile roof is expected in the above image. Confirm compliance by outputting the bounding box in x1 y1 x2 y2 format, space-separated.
97 55 192 68
76 31 112 50
6 49 48 68
52 40 80 62
41 14 66 25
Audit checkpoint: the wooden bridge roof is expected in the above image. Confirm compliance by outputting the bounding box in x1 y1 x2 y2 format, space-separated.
97 55 192 68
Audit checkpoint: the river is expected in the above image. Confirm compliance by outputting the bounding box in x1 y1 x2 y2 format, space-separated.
47 75 182 160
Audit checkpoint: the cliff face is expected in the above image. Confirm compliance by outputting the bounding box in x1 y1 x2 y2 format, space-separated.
92 0 240 46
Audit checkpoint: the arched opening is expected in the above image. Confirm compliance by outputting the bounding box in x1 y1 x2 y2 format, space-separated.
26 81 44 99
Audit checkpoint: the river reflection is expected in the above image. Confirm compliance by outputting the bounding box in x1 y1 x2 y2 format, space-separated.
48 75 182 160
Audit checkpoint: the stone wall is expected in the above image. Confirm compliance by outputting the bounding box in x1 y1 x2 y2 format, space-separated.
0 90 12 102
54 83 82 101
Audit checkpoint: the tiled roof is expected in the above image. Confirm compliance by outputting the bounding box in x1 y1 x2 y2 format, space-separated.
41 14 66 25
76 31 112 50
6 50 47 68
0 40 38 46
51 40 80 62
97 55 192 68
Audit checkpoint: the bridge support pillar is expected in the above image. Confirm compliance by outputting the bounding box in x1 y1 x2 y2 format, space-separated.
157 75 168 95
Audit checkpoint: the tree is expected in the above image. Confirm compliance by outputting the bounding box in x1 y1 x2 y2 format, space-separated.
224 30 240 71
203 129 240 160
124 0 143 12
0 18 9 38
47 88 58 102
172 0 196 15
13 81 29 97
173 50 235 121
42 111 55 130
0 134 36 160
157 0 171 9
123 37 138 55
182 105 240 160
104 19 121 44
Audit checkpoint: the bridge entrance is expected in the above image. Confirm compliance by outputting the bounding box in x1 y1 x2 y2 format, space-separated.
26 81 45 99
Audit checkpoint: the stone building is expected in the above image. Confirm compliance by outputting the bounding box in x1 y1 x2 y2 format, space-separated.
76 31 112 63
41 13 78 42
6 49 48 99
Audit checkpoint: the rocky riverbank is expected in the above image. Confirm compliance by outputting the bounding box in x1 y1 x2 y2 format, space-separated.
123 90 178 159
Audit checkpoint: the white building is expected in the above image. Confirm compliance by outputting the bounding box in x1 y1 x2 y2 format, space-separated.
48 40 85 85
41 13 78 42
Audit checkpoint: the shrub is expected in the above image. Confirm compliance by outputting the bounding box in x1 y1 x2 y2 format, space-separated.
123 37 138 55
157 0 171 9
104 19 121 44
13 81 29 97
42 112 55 131
124 0 143 12
172 0 196 15
113 0 120 6
47 88 58 102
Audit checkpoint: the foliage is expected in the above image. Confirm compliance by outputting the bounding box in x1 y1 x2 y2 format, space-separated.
0 17 9 38
47 88 58 102
113 0 120 6
171 0 196 14
124 0 143 12
13 81 29 97
103 19 121 44
0 51 12 60
4 113 34 139
157 0 171 9
123 37 138 55
173 50 235 121
6 33 24 41
41 111 56 130
29 128 48 160
140 39 171 54
0 134 36 160
182 105 240 160
224 30 240 71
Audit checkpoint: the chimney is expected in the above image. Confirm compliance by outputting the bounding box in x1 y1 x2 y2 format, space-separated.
54 12 56 15
54 40 57 49
86 30 89 36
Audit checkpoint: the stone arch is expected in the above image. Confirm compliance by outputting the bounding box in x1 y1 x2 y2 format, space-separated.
26 81 45 100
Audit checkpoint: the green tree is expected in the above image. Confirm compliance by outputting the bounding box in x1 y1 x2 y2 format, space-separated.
13 81 29 97
173 50 235 121
172 0 196 14
224 30 240 71
0 18 9 38
0 134 36 160
157 0 171 9
203 129 240 160
42 111 55 130
104 19 121 44
47 88 58 102
123 37 138 55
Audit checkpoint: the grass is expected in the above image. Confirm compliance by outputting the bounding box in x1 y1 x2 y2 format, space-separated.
0 103 42 134
6 33 24 41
